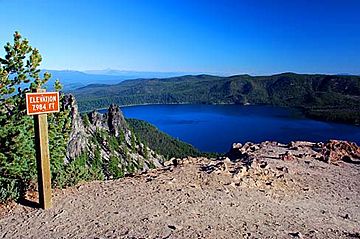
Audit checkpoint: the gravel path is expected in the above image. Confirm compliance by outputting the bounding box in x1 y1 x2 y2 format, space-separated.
1 151 360 238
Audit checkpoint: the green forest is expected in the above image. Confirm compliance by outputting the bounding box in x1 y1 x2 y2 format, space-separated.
127 118 217 159
73 73 360 124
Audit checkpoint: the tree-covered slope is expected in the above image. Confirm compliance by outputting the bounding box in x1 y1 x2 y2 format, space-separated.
127 118 204 159
73 73 360 124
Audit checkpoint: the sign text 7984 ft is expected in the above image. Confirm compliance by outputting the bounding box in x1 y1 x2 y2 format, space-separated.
26 92 60 115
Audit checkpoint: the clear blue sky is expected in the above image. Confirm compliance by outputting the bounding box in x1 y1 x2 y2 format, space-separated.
0 0 359 75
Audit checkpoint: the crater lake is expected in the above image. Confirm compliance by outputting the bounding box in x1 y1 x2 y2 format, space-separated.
100 104 360 152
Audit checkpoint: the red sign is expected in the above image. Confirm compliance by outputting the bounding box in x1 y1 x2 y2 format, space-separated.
26 92 60 115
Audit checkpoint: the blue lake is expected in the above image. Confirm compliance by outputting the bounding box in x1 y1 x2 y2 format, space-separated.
101 104 360 152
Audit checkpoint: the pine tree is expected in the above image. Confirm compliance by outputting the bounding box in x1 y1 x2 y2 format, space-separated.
0 32 71 202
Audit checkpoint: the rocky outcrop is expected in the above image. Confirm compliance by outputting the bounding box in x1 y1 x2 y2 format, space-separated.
160 139 360 198
320 140 360 164
64 94 89 162
64 96 164 177
107 104 127 137
224 139 360 165
88 110 106 128
87 104 127 136
225 142 261 162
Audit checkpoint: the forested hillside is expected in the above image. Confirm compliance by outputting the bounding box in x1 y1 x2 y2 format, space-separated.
127 118 215 159
73 73 360 124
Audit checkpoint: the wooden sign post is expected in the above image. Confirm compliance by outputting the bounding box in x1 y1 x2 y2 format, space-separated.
26 89 60 209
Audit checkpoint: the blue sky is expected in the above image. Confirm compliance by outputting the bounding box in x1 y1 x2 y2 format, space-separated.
0 0 359 75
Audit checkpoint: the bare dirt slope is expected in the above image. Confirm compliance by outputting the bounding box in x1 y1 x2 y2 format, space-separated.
1 141 360 239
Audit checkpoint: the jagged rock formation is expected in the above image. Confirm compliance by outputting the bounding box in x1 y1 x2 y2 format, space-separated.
64 94 164 178
88 110 106 128
107 104 127 137
64 94 89 162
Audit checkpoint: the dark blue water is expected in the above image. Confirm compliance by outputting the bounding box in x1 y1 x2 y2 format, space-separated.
101 104 360 152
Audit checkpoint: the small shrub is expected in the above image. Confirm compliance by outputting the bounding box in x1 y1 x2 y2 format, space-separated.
108 156 124 179
0 177 23 203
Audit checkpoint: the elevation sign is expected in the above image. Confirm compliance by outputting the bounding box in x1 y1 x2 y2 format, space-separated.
26 92 60 115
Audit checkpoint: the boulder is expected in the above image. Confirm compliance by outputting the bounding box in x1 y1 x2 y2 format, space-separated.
321 140 360 164
280 151 295 161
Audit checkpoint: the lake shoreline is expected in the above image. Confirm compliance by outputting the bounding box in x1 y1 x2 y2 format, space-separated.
81 102 359 126
99 104 360 152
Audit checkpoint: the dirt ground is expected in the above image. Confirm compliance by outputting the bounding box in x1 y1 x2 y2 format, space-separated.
1 143 360 239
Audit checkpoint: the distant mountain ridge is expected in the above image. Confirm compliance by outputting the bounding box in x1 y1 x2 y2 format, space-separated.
41 70 129 90
41 69 205 90
84 69 199 78
72 72 360 124
41 69 359 91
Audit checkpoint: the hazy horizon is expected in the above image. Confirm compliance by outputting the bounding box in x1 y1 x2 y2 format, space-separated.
43 68 359 77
